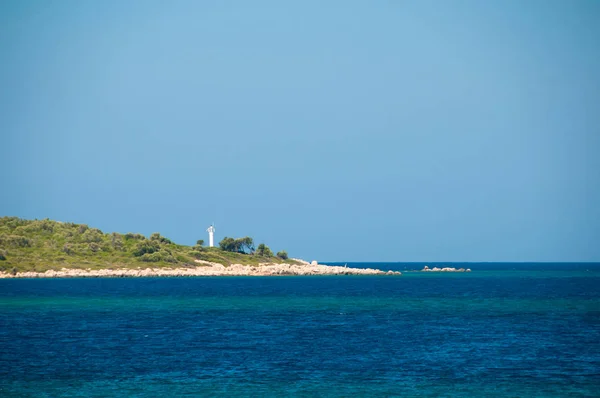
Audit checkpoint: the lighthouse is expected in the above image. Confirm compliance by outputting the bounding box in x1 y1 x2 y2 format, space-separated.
206 224 215 247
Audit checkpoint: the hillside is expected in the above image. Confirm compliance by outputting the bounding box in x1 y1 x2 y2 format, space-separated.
0 217 298 273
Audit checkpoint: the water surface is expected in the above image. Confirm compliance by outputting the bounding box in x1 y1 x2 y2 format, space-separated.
1 263 599 397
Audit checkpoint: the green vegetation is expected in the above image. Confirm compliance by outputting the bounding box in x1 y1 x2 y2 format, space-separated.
219 236 254 253
276 250 288 260
256 243 273 257
0 217 298 272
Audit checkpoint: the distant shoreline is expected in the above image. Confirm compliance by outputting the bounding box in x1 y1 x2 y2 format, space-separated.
0 260 402 278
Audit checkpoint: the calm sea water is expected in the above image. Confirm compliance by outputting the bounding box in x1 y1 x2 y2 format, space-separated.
1 263 599 397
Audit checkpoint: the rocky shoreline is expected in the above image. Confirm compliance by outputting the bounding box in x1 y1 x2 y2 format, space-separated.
421 266 471 272
0 260 401 278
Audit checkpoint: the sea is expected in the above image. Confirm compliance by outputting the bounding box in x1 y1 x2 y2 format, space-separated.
1 262 599 397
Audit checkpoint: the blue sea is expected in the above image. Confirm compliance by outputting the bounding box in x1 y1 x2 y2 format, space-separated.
1 263 599 397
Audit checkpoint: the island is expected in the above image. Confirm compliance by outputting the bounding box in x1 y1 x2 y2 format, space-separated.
0 217 400 278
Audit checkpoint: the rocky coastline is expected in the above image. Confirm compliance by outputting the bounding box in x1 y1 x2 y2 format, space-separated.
0 260 401 278
421 266 471 272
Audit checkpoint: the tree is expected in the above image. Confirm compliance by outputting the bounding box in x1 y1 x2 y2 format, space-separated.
196 239 204 246
219 236 254 254
219 237 236 252
256 243 273 257
276 250 288 260
237 237 254 254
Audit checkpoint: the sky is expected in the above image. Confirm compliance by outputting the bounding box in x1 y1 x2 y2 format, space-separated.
1 0 599 262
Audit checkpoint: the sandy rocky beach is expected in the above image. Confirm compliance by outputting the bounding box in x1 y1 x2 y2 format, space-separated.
0 259 402 278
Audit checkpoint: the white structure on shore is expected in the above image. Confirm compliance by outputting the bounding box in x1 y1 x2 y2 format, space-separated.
206 224 215 247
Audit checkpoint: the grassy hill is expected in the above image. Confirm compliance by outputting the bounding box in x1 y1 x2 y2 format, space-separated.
0 217 298 273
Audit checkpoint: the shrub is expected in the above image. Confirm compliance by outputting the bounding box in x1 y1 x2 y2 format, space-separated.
133 241 160 257
15 219 54 234
0 217 27 230
81 229 103 243
78 224 89 234
62 244 74 255
0 249 6 261
0 234 33 248
150 233 173 244
111 233 124 251
163 253 177 263
190 250 204 259
44 240 58 250
88 243 101 253
139 251 177 263
276 250 288 260
125 233 145 240
140 252 162 262
39 219 55 232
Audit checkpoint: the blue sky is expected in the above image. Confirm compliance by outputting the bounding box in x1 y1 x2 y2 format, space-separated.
1 0 599 262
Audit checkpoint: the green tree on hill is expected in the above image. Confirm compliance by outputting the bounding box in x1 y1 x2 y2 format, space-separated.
237 237 254 254
255 243 273 257
219 236 254 254
219 237 235 252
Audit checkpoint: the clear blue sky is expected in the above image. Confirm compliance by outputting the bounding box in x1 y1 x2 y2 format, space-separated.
1 0 599 262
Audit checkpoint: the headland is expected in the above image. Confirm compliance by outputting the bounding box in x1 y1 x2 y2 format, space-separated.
0 217 400 278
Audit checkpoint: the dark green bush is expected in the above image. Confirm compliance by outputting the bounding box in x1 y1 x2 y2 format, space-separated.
276 250 288 260
125 233 145 240
139 251 176 263
133 241 160 257
81 229 103 243
150 233 173 244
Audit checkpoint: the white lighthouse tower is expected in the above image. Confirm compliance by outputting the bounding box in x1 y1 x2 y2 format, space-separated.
206 224 215 247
